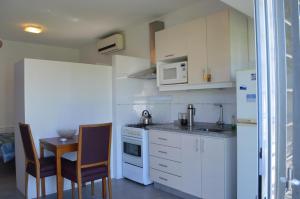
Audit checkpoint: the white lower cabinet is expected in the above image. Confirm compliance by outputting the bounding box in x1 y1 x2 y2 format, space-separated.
149 130 183 190
150 168 182 190
202 136 237 199
149 143 182 162
149 130 237 199
201 137 226 199
182 135 202 197
150 156 182 176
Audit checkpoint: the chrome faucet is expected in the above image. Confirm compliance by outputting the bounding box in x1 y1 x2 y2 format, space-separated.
215 104 224 127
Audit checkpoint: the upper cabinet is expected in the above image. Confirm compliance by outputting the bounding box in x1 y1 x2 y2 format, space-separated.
155 8 249 91
206 9 248 83
186 18 207 85
155 24 188 61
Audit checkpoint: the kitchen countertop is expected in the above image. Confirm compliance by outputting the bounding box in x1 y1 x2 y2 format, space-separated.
145 122 236 138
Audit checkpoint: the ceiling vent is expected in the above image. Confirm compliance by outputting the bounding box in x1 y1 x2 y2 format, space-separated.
97 33 124 55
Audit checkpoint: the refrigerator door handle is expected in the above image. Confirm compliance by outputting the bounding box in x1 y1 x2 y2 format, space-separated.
237 119 257 125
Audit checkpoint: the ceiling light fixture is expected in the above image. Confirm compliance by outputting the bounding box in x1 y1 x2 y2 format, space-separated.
23 25 43 34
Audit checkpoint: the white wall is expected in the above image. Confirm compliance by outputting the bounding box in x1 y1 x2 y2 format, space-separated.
112 55 236 178
248 17 256 67
79 0 228 65
15 59 112 198
0 40 79 132
79 42 112 65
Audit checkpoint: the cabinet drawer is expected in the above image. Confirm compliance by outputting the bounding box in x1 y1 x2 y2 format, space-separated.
149 130 181 148
150 169 182 190
149 143 182 162
150 156 182 176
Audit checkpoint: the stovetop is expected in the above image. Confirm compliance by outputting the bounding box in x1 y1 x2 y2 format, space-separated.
126 123 154 129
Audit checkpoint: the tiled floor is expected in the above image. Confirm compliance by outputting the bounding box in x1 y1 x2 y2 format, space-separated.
0 161 180 199
0 161 24 199
46 179 181 199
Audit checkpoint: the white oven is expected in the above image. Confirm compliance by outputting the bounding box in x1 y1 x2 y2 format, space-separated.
158 61 188 85
122 126 152 185
122 136 143 167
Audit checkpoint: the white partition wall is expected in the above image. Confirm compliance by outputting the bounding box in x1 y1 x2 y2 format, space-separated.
15 59 112 198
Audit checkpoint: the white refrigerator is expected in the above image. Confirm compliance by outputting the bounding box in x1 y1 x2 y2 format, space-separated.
236 69 258 199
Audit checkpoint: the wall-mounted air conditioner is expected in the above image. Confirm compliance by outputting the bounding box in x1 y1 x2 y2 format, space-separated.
97 33 124 54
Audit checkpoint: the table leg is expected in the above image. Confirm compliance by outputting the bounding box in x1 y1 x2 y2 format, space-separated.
56 150 63 199
40 144 46 197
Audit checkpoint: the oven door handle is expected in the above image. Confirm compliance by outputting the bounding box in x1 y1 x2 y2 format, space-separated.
122 137 142 145
122 135 142 142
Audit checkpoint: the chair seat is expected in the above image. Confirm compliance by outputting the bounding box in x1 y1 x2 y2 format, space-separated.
26 156 56 178
61 157 108 183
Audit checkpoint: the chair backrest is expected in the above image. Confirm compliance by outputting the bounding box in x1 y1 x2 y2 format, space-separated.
77 123 112 168
19 123 38 163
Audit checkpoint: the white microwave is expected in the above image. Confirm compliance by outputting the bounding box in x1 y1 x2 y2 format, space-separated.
158 61 188 85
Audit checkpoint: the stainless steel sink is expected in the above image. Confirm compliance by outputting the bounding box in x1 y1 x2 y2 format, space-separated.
196 128 224 133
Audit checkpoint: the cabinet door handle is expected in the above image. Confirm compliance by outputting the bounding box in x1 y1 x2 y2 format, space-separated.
200 139 205 153
165 54 174 58
158 137 167 141
159 176 168 181
158 150 167 154
196 138 199 152
158 163 168 168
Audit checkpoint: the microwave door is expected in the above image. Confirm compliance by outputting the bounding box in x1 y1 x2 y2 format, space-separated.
159 62 188 85
163 67 177 84
159 65 179 85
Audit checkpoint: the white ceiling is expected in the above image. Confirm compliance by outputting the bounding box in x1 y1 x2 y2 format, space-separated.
0 0 199 48
220 0 253 17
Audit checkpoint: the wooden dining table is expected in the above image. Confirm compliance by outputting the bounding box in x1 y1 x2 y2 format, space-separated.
39 136 78 199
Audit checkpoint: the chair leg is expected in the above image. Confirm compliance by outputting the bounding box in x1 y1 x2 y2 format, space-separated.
62 178 64 193
41 178 46 197
108 176 112 199
36 177 40 199
102 178 107 199
77 178 83 199
71 182 75 199
25 172 29 199
91 180 95 196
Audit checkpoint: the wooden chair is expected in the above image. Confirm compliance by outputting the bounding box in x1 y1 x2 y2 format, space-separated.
19 123 57 199
61 123 112 199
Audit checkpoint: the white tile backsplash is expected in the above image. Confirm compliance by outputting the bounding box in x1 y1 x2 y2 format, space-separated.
115 90 236 124
164 88 236 124
115 103 172 124
164 88 236 104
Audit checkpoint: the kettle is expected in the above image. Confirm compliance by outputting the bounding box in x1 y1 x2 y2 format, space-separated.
140 110 152 125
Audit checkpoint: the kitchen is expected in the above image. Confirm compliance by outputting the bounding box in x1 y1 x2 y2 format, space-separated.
113 6 256 198
2 0 298 199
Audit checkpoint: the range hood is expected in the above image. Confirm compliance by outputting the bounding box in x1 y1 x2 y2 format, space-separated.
128 21 164 80
128 65 157 79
